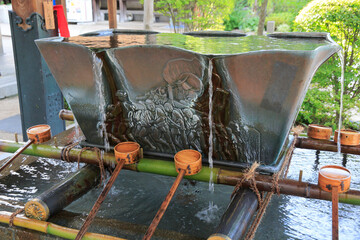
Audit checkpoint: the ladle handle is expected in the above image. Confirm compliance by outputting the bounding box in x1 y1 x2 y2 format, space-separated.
143 169 186 240
332 186 339 240
0 139 34 173
75 159 126 240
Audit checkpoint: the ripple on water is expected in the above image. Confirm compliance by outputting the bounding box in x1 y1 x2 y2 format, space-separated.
0 157 78 211
255 148 360 240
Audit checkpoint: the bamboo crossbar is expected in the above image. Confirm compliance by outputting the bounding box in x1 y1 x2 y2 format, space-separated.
0 140 360 206
0 211 125 240
295 137 360 155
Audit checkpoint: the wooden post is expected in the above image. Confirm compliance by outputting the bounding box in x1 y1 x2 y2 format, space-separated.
55 0 67 19
12 0 47 30
107 0 117 29
143 0 153 30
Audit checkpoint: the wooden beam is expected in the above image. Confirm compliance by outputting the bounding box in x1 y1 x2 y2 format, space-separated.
12 0 47 30
295 137 360 155
107 0 117 29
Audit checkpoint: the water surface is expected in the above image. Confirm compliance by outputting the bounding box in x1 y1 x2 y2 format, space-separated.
63 32 335 55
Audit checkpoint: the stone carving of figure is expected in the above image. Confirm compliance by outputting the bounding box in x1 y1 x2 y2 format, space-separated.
164 102 187 149
148 99 177 152
183 108 203 151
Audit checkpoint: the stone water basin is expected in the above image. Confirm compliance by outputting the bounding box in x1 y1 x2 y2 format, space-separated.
36 31 340 172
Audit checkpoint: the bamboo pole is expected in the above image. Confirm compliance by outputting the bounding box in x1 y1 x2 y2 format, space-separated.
295 137 360 155
1 140 360 206
59 109 75 121
0 211 125 240
24 164 100 221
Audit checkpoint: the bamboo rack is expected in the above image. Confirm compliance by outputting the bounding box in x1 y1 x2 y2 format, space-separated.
0 140 360 206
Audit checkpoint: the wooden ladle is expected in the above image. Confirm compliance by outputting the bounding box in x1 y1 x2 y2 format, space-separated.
143 149 202 240
0 124 51 173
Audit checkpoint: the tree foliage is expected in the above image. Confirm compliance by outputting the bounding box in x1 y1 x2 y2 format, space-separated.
152 0 235 32
294 0 360 129
223 1 259 32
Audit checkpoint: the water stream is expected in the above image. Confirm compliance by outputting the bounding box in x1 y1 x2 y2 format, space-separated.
337 50 345 155
92 53 110 151
194 60 220 223
208 60 214 193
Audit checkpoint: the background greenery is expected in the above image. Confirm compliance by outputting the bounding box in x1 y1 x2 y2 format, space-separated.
147 0 235 32
294 0 360 130
149 0 360 130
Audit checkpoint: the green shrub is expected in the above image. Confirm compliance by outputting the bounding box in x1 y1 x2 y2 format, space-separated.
224 8 248 31
277 23 290 32
149 0 235 32
224 7 259 32
294 0 360 130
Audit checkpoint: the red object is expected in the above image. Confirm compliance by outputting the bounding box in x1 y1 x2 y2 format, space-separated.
53 5 70 37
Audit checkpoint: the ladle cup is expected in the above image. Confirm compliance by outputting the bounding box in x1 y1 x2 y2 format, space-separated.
307 124 332 140
318 165 351 240
334 129 360 146
75 142 140 240
143 149 202 240
0 124 51 173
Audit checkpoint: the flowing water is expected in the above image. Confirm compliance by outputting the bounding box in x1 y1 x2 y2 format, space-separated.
92 53 110 151
337 50 345 155
0 149 359 239
194 60 220 223
207 60 214 193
